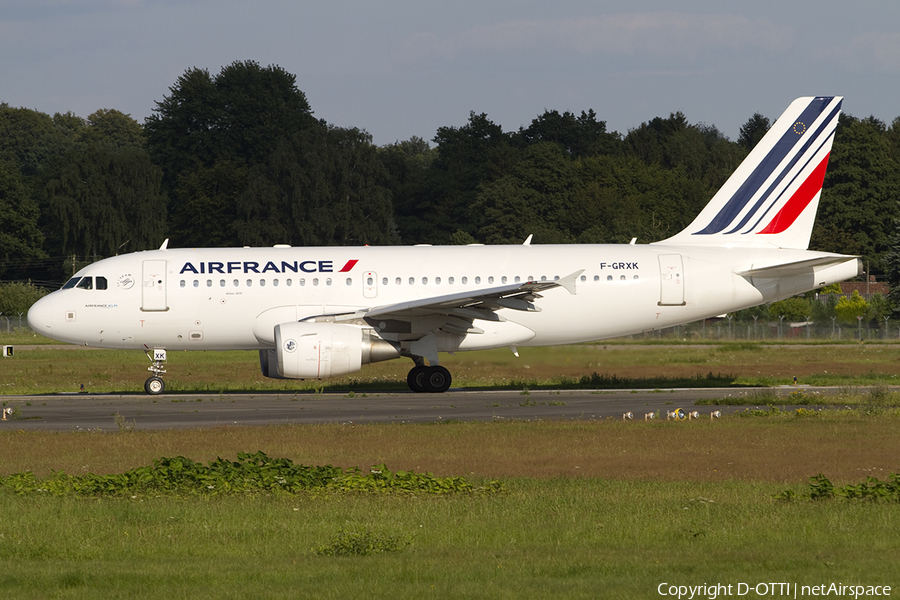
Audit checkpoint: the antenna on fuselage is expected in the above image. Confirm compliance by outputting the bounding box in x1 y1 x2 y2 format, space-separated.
159 239 169 250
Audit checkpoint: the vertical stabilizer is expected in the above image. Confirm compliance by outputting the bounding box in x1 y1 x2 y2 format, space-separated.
654 96 842 250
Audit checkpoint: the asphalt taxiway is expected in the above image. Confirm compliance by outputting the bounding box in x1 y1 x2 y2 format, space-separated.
0 387 845 431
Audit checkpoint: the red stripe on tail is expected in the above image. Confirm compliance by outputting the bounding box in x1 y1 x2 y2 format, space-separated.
757 153 830 235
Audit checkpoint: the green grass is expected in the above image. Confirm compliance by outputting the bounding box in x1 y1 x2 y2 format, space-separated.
7 341 900 395
2 412 899 598
0 478 896 599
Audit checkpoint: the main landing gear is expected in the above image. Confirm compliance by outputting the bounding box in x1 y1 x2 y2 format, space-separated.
144 348 167 395
406 362 452 393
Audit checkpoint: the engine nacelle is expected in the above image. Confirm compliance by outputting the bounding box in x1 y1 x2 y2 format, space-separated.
264 322 399 380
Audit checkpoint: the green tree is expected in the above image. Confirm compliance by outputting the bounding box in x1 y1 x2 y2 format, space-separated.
834 290 869 325
0 282 47 315
517 109 621 157
0 161 46 280
45 145 167 257
82 109 144 150
239 124 397 247
885 220 900 318
738 112 770 150
866 292 890 325
402 112 515 243
145 61 319 247
768 297 812 322
811 115 900 273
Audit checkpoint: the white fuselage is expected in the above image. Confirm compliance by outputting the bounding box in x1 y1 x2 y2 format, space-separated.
28 243 859 353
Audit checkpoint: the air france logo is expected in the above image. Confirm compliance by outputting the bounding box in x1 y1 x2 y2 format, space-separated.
284 339 297 353
179 259 359 275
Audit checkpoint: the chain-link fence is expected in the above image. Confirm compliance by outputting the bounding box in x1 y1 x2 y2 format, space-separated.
1 315 30 334
635 319 900 342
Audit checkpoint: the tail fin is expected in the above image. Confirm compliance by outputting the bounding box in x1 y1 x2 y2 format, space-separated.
655 96 842 250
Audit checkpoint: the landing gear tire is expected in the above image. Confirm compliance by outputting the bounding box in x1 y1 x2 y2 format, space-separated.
144 376 165 395
424 365 452 393
407 365 429 393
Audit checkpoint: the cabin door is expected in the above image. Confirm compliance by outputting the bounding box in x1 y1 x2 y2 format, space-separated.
658 254 685 306
142 260 168 311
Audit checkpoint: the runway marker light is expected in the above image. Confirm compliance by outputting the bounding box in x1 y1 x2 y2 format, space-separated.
644 412 655 421
711 410 722 419
623 411 633 420
689 411 700 420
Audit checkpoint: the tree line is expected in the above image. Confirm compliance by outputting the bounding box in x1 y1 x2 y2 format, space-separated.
3 60 900 297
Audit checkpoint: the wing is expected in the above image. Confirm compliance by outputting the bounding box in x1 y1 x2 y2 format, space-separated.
302 270 583 360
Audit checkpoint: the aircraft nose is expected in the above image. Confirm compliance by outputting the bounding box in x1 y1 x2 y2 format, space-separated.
27 295 53 336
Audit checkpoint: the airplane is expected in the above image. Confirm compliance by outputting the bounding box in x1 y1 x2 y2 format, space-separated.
27 96 860 395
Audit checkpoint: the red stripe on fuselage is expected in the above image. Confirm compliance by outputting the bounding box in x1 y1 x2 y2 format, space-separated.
338 259 359 272
757 153 830 235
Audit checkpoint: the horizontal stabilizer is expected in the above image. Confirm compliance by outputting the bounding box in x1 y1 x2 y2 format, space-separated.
736 256 860 278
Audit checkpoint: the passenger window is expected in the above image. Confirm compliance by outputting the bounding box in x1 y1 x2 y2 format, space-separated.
76 277 93 290
96 276 108 290
448 276 455 285
347 278 353 286
325 278 332 286
233 279 239 287
382 277 387 286
395 277 401 285
409 277 415 285
580 275 586 282
273 279 279 287
179 280 186 288
220 280 226 287
620 275 626 281
286 279 293 287
607 275 613 281
475 276 481 284
435 277 441 285
488 276 494 284
193 280 199 288
422 277 428 285
206 279 212 287
260 279 266 287
501 276 507 284
515 276 521 283
299 279 305 287
246 279 253 287
313 278 319 286
461 276 468 284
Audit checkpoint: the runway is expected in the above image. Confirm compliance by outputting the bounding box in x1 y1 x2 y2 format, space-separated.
0 387 843 431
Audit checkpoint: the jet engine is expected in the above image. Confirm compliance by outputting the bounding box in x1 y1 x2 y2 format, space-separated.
259 322 400 380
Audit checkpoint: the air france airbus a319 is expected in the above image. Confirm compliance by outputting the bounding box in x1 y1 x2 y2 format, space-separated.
28 96 861 394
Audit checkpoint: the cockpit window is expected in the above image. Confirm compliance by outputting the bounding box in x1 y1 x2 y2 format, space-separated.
62 277 81 290
76 277 94 290
96 276 108 290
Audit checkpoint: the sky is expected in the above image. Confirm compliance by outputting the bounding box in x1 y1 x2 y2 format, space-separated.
2 1 899 146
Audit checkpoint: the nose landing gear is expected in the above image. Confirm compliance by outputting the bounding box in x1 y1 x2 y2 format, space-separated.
144 348 167 395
